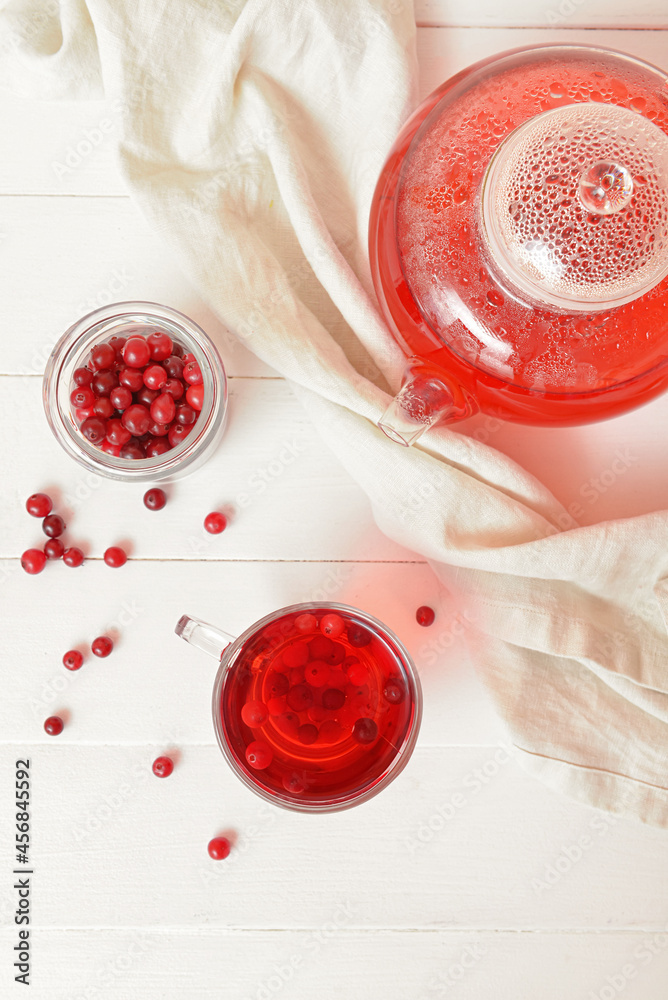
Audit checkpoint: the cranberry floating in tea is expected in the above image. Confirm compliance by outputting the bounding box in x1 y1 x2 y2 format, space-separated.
175 603 422 812
369 45 668 444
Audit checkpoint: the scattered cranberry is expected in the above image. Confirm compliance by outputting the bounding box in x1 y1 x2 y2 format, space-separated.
44 716 64 736
322 688 346 710
63 547 84 568
245 740 273 769
204 512 227 534
63 650 83 671
183 360 203 385
186 384 204 410
352 718 378 744
104 546 127 568
207 837 231 860
90 342 116 370
122 336 151 368
152 756 174 778
44 538 64 560
348 624 372 647
21 549 47 574
295 613 317 633
92 635 113 657
73 367 93 387
26 493 53 518
320 613 345 638
416 605 435 627
143 488 167 511
147 331 173 360
42 514 65 538
241 700 269 727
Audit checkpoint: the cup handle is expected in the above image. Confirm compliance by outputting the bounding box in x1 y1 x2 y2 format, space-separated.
175 615 236 660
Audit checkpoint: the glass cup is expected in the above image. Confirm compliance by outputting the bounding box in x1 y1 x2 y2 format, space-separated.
43 301 228 482
176 602 422 813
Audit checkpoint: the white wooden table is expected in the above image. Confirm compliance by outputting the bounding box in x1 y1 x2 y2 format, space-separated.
1 3 668 998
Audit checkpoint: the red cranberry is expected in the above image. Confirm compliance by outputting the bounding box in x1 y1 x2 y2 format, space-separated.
147 331 173 361
182 352 195 364
102 440 122 457
322 688 346 710
282 641 309 669
21 549 47 574
104 546 127 568
92 635 113 657
90 342 116 370
93 397 115 419
148 421 169 436
70 386 94 409
320 613 345 638
308 635 333 660
44 716 64 736
186 384 204 411
297 723 319 745
207 837 231 860
106 419 132 447
143 364 167 390
118 367 145 392
80 416 108 444
143 488 167 512
150 393 176 425
168 423 193 448
241 700 269 727
275 711 300 737
383 680 405 704
183 360 203 385
26 493 52 518
171 342 185 358
108 335 127 357
304 661 330 687
122 404 151 436
135 386 159 407
63 650 83 670
245 740 273 770
348 624 372 647
318 720 344 744
162 378 184 400
63 547 84 567
42 514 65 538
267 696 287 716
91 369 119 397
347 663 370 686
286 683 314 712
120 440 146 460
110 386 132 411
204 512 227 534
175 403 197 426
325 643 346 667
416 605 435 627
264 671 289 698
352 718 378 744
122 336 150 368
152 755 174 778
75 405 95 422
163 356 184 379
145 438 170 457
295 613 317 633
44 538 64 560
73 367 93 387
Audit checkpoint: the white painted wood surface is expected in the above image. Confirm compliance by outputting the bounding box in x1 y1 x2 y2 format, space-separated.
1 9 668 1000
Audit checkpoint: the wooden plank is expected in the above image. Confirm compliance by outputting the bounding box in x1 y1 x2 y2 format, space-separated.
414 0 668 27
0 376 418 563
1 928 667 999
0 558 493 748
0 745 666 931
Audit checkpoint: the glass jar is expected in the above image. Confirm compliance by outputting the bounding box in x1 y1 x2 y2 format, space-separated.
43 301 228 482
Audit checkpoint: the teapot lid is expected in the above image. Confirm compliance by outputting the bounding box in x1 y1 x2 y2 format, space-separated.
481 102 668 312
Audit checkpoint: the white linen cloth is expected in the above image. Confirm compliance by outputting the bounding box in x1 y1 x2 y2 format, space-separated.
3 0 668 826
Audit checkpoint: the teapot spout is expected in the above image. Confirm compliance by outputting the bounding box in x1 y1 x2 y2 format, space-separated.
175 615 235 660
378 363 472 446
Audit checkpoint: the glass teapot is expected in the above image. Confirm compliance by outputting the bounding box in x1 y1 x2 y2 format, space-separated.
369 45 668 445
